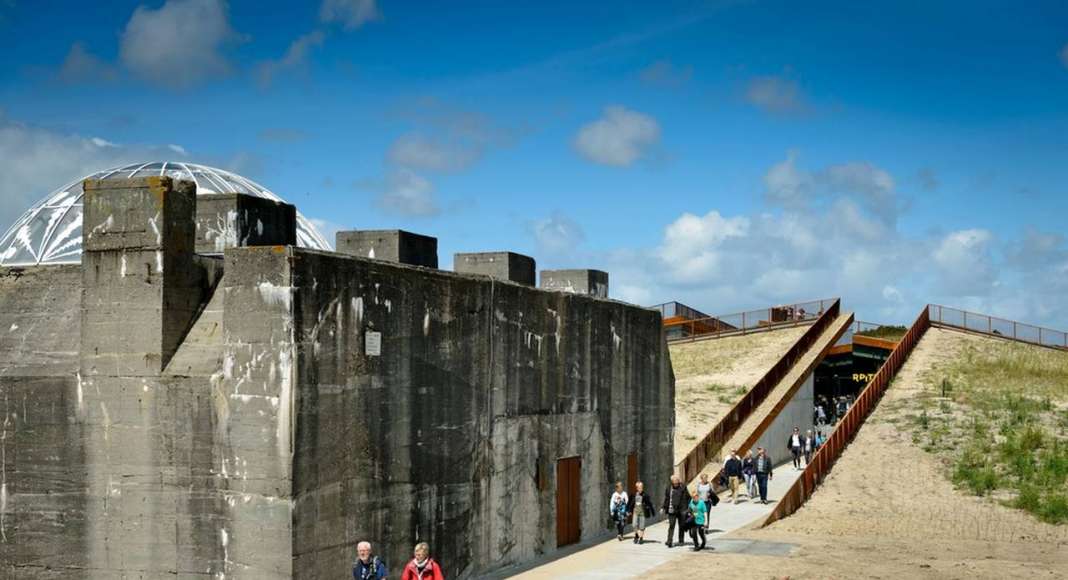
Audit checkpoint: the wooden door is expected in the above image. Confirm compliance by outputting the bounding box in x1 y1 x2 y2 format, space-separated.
626 453 638 522
556 456 581 547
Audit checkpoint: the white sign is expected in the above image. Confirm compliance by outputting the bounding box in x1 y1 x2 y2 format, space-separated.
365 331 382 356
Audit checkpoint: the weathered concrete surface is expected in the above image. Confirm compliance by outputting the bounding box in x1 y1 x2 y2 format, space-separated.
284 249 674 579
453 251 536 285
753 372 815 465
0 177 673 579
540 269 609 298
336 229 438 268
196 193 297 254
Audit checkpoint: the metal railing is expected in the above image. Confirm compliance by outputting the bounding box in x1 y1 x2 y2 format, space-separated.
662 298 837 342
673 299 842 483
763 305 932 526
651 301 711 321
928 304 1068 350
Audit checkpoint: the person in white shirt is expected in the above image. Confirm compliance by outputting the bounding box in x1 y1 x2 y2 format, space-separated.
788 427 803 469
609 481 629 541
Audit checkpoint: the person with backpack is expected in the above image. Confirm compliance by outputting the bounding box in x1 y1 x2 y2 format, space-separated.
661 474 690 548
609 481 629 541
626 480 655 545
400 542 444 580
687 489 707 551
352 541 387 580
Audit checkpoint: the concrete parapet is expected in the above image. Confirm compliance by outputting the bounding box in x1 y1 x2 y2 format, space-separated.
335 229 438 268
453 251 536 286
540 269 609 298
196 192 296 253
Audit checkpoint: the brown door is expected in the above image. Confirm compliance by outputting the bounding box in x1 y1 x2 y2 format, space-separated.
626 453 638 522
556 456 581 547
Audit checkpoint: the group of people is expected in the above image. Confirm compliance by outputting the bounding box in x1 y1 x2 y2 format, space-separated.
352 541 444 580
786 426 823 469
608 447 777 552
815 394 852 425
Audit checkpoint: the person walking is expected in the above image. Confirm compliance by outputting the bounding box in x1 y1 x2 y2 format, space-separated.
803 429 817 466
400 542 444 580
742 450 757 499
724 451 743 504
687 489 707 551
661 475 689 548
754 447 774 504
352 541 387 580
788 427 803 469
627 480 654 544
609 481 629 541
695 473 715 532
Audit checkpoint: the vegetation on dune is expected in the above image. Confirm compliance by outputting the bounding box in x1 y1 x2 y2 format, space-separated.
908 340 1068 524
856 324 908 341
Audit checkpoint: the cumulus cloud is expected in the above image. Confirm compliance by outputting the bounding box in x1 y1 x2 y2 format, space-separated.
58 43 117 83
374 169 438 217
320 0 379 29
120 0 241 89
529 211 586 256
763 151 901 226
745 76 804 113
932 229 996 295
574 106 661 167
255 30 326 87
639 60 693 88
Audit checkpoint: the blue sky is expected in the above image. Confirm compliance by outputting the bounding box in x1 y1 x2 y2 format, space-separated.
2 0 1068 327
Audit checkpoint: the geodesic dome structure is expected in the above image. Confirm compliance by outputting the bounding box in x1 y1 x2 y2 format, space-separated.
0 162 332 266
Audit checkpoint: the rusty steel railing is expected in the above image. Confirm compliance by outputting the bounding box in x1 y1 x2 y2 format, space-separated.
928 304 1068 350
659 298 837 343
762 305 932 526
674 299 841 483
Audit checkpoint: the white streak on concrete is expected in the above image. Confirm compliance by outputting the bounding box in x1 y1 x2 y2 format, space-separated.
368 247 375 259
100 403 111 443
120 252 127 277
257 282 293 308
423 309 430 336
7 324 16 332
352 297 364 327
149 212 162 244
155 250 164 273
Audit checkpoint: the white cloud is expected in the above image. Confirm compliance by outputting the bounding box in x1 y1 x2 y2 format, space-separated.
763 151 901 225
374 169 439 217
255 30 326 87
388 134 480 172
932 229 996 295
763 150 810 206
120 0 241 89
574 106 661 167
530 211 586 256
745 76 803 113
58 42 117 83
320 0 379 30
168 144 188 155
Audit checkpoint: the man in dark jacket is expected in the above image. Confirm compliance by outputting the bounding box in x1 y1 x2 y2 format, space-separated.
754 447 774 504
724 451 744 504
353 541 387 580
661 475 690 548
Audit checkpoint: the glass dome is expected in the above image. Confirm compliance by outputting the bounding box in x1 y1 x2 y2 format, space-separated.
0 161 332 266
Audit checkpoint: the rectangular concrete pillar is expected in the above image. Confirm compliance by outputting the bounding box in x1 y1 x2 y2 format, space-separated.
336 229 438 268
196 192 296 253
454 251 536 286
540 269 609 298
80 176 200 376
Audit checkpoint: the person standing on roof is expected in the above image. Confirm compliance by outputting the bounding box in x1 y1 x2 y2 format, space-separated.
754 447 774 505
788 427 803 469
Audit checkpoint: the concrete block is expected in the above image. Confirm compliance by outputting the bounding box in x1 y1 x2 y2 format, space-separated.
196 193 297 253
454 251 536 286
540 269 609 298
335 229 438 268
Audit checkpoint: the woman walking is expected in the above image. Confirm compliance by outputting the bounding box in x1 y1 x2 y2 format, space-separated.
610 481 629 541
687 489 707 551
627 480 655 544
742 450 757 499
695 473 714 532
400 542 444 580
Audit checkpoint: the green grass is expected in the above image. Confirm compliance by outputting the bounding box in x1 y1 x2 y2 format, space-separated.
856 325 908 341
914 340 1068 525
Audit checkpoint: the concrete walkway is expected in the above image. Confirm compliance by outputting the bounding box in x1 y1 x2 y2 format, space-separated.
491 464 804 579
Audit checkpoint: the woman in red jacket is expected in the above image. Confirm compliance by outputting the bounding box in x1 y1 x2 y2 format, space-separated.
400 542 445 580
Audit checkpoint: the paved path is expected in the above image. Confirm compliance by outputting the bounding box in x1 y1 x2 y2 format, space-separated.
491 464 804 579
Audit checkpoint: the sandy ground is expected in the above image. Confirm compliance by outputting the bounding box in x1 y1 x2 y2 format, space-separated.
650 327 1068 579
670 326 809 463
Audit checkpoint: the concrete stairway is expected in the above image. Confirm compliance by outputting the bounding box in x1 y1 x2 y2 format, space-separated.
163 281 225 377
698 312 853 477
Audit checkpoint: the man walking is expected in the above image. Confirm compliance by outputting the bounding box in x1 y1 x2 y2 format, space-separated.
661 474 689 548
803 429 817 466
788 427 803 469
352 541 387 580
724 450 743 504
754 447 774 504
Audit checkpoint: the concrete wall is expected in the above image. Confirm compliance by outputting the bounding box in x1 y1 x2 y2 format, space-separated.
753 372 815 466
282 248 674 579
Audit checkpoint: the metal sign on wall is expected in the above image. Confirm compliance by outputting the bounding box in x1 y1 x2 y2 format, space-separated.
365 331 382 356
